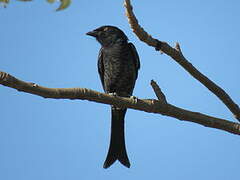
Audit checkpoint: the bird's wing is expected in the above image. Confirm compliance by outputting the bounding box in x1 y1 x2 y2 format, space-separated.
128 43 140 71
98 47 105 90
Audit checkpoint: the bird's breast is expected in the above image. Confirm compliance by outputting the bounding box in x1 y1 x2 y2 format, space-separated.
101 46 137 96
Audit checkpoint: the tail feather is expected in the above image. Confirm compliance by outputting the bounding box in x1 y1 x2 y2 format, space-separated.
103 107 130 169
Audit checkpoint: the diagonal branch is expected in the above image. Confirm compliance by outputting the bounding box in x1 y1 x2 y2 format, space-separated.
150 80 167 104
124 0 240 121
1 71 240 135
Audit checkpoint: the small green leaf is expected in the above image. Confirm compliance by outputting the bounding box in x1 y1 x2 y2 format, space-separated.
1 0 71 10
56 0 71 11
0 0 9 8
47 0 55 4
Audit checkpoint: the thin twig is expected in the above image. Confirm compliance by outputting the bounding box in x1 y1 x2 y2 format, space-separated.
150 80 167 104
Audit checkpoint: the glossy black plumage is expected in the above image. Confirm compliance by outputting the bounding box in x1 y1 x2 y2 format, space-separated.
86 25 140 168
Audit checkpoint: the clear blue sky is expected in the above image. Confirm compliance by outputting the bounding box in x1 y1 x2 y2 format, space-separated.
1 0 239 179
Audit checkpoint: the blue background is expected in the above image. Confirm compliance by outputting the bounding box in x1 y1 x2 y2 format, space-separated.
0 0 239 179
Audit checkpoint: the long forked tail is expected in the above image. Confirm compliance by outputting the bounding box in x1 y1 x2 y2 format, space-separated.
103 107 130 169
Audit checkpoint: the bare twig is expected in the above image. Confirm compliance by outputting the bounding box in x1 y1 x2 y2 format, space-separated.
150 80 167 104
1 71 240 135
174 42 183 54
124 0 240 121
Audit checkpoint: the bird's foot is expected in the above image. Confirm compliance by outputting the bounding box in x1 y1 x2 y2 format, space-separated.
130 95 138 104
108 92 117 97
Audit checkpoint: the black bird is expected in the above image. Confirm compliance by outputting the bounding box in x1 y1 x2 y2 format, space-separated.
86 25 140 168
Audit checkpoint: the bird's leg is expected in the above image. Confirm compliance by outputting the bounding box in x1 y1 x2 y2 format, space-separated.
130 95 138 104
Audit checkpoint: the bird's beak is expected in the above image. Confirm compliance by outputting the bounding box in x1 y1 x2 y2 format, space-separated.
86 30 98 37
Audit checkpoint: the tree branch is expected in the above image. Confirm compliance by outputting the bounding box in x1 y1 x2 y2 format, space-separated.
124 0 240 121
150 80 167 104
1 71 240 135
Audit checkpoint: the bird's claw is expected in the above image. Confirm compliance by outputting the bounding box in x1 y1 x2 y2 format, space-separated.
108 92 117 97
130 95 138 104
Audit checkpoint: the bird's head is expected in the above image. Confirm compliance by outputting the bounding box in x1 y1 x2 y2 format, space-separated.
86 25 128 47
